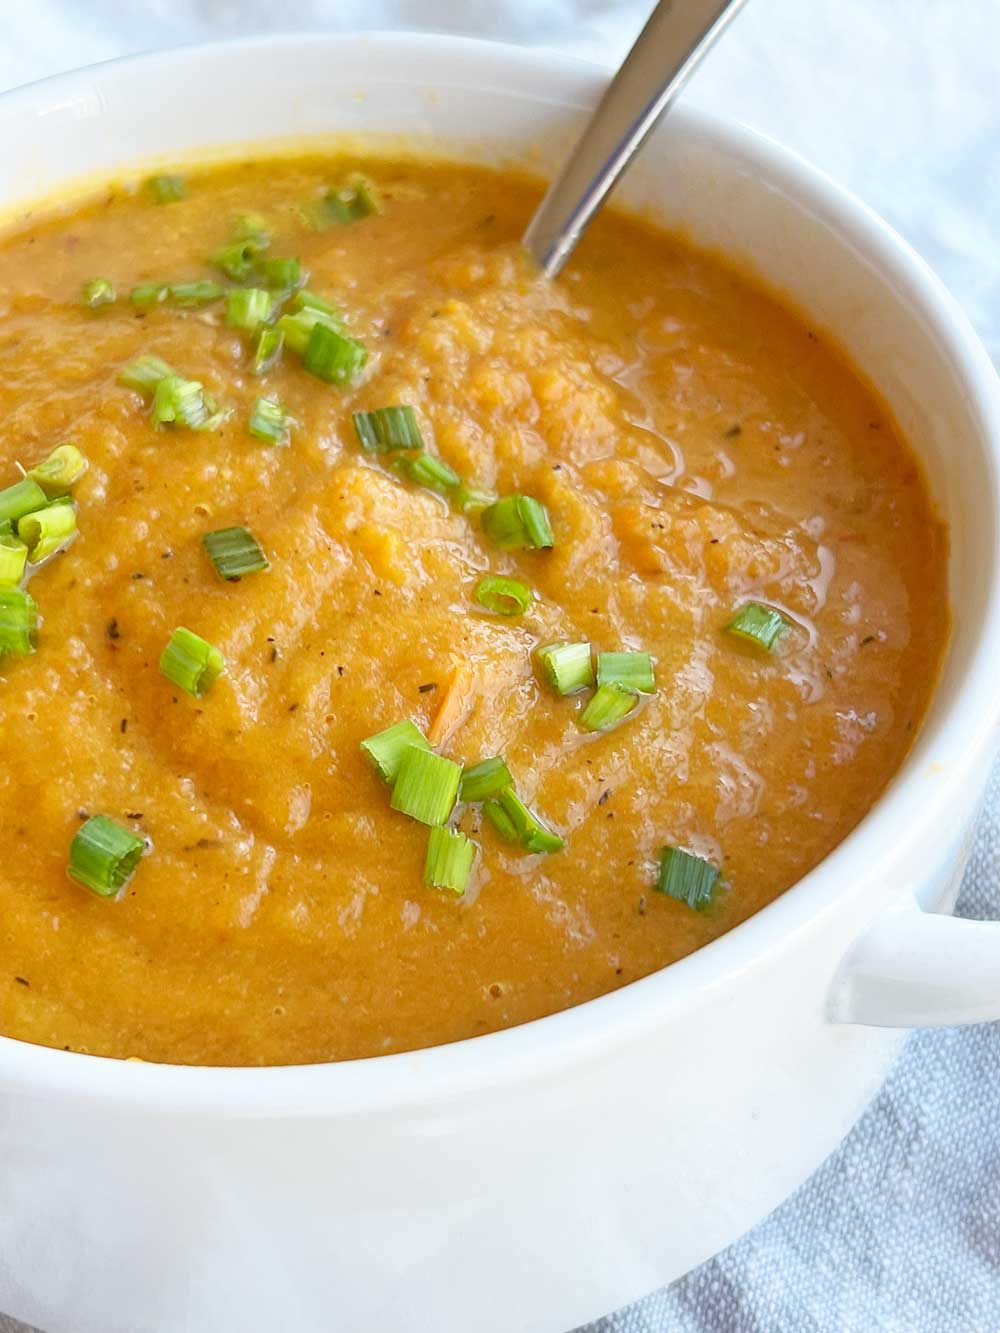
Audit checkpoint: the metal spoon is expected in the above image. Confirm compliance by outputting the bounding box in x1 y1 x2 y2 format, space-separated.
523 0 748 278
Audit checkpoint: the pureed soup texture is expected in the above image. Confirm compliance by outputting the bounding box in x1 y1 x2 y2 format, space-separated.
0 154 946 1066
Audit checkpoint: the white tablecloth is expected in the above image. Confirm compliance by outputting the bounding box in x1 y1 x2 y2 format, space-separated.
1 4 998 1330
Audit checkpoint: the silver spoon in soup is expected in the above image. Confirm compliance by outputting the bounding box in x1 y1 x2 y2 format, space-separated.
523 0 748 278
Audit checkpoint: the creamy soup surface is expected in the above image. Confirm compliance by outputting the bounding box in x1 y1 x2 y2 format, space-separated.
0 155 947 1065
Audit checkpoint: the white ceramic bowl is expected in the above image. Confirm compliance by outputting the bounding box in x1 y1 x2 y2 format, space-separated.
2 33 1000 1333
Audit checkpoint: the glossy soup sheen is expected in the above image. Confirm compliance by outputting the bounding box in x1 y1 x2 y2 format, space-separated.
0 155 947 1065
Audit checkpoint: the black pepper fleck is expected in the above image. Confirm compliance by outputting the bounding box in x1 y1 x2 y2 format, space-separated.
106 619 120 641
724 424 742 438
418 682 437 694
14 977 29 986
598 789 610 806
120 718 128 734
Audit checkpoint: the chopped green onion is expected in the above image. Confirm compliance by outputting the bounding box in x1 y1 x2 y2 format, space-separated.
258 256 303 291
579 681 639 732
147 174 186 204
454 484 494 515
202 526 269 580
68 815 145 898
0 478 47 526
724 602 789 652
389 747 462 827
360 719 432 784
475 575 533 617
485 786 563 853
481 495 554 550
28 444 88 496
483 797 518 842
0 586 37 658
459 756 512 803
596 651 655 695
303 321 367 385
212 231 270 281
318 176 380 225
82 277 116 309
289 289 340 318
251 326 284 375
249 396 291 446
118 354 174 395
276 307 342 356
235 212 272 245
655 846 720 911
226 287 272 332
423 826 476 895
397 453 460 496
159 626 225 697
129 282 169 310
152 374 224 431
0 531 27 586
18 503 77 562
537 641 594 695
168 280 226 307
352 406 424 453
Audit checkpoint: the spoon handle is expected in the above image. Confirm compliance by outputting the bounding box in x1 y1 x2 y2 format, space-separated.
522 0 747 278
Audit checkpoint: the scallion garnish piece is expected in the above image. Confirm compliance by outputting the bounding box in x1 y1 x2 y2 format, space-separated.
0 478 48 526
319 176 380 225
202 526 269 580
390 747 462 827
423 825 476 895
249 396 291 446
67 815 145 898
481 495 554 550
227 287 273 332
579 681 639 732
152 374 224 431
82 277 116 309
303 321 367 385
475 575 533 617
118 355 174 395
259 257 303 291
483 798 518 842
0 531 27 586
352 406 424 453
289 289 340 318
276 307 343 356
655 847 720 911
235 212 272 245
129 282 169 310
168 280 226 307
0 586 37 657
159 626 225 697
251 326 284 376
454 484 494 515
398 453 461 496
459 756 512 803
724 602 789 652
212 223 271 279
484 786 563 853
28 444 88 496
596 651 655 695
537 641 594 695
360 719 432 784
147 174 186 204
18 503 77 563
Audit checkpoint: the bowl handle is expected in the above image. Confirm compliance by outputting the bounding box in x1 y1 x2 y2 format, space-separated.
831 893 1000 1027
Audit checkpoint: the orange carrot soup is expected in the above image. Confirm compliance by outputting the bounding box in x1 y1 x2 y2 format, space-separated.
0 156 947 1064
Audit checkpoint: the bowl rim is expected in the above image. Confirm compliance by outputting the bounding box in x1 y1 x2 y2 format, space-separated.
4 30 1000 1115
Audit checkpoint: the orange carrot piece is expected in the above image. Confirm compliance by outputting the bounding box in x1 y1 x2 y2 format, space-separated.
428 660 478 747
